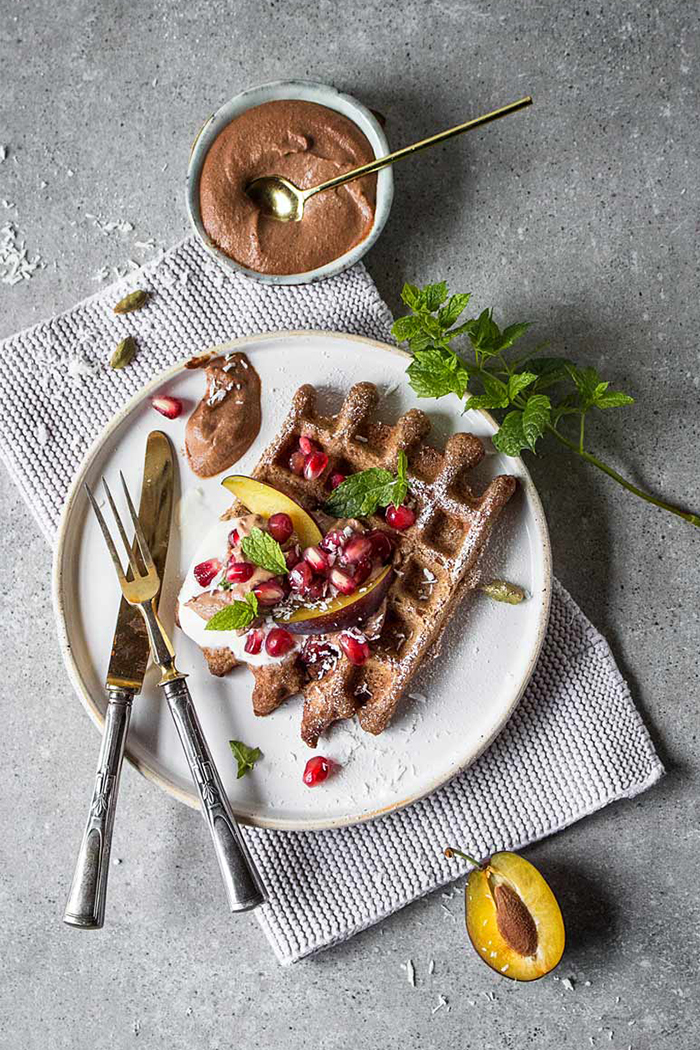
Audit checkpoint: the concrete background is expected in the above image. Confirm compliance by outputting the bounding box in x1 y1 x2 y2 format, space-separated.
1 1 698 1047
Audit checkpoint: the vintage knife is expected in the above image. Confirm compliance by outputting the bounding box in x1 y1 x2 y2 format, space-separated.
64 431 174 929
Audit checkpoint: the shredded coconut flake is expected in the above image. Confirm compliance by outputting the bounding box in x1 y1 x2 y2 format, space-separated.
0 222 45 285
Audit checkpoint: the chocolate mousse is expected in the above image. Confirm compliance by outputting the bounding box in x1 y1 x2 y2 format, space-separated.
198 99 377 275
185 352 261 477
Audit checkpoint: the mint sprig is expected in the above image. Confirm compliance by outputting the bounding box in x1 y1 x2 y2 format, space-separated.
241 527 287 575
229 739 262 779
391 281 699 529
325 450 408 518
205 591 259 632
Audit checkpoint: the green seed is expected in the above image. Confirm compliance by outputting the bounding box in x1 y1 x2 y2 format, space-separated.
110 336 137 370
113 289 150 314
480 580 526 605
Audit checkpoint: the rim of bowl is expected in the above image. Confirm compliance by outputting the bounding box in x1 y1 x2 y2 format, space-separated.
186 79 394 286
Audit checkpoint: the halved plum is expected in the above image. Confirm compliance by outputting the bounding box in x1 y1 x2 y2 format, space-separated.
276 565 393 635
221 475 322 549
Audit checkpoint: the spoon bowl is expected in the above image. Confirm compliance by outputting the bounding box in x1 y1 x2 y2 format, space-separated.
246 174 306 223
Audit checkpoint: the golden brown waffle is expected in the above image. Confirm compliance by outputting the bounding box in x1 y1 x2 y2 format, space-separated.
233 381 517 746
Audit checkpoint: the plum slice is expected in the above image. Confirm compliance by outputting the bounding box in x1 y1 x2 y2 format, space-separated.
276 565 393 636
447 847 565 982
221 475 322 549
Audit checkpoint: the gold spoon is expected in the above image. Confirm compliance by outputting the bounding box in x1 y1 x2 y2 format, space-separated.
246 95 532 223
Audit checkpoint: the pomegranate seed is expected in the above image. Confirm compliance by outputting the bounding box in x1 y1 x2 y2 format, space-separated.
265 627 295 657
329 567 357 595
193 558 221 587
305 577 326 602
267 512 293 544
351 558 372 586
285 546 301 570
151 395 183 420
300 640 335 666
329 472 346 490
339 633 370 666
254 579 286 606
289 450 306 475
303 545 330 573
303 755 336 787
303 451 329 481
368 529 394 562
226 560 255 583
289 561 314 591
299 435 318 455
320 528 347 553
244 629 263 655
228 528 240 547
386 503 416 530
342 534 373 564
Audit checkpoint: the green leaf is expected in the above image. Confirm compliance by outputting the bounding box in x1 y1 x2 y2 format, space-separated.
550 392 581 425
508 371 538 400
469 308 500 353
418 281 449 312
522 394 551 451
406 329 435 353
205 592 259 632
528 356 574 391
400 283 421 310
229 740 262 779
594 390 635 409
464 372 510 411
491 410 529 456
438 293 472 330
406 348 470 399
241 527 287 575
324 454 409 518
480 579 526 604
566 364 601 408
498 321 531 350
391 314 422 343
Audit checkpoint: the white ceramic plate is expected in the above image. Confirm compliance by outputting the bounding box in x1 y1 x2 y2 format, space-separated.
53 331 551 831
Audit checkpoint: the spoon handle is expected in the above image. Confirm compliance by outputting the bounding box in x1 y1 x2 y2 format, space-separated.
306 95 532 200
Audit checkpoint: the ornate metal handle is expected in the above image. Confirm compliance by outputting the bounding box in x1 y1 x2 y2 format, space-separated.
63 688 133 929
162 677 267 911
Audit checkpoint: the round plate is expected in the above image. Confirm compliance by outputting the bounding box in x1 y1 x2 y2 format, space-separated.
53 331 551 831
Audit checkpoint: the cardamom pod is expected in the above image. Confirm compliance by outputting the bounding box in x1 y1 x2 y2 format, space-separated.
110 336 137 370
480 579 526 605
113 289 150 314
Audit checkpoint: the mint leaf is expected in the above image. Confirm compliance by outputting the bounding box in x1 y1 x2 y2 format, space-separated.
566 364 601 408
522 394 551 451
491 410 529 456
528 357 574 391
594 390 635 409
419 281 449 312
508 371 538 400
205 591 259 632
438 292 472 329
229 739 262 779
325 453 408 518
391 314 423 343
241 527 287 575
400 283 421 310
498 321 531 351
407 348 470 399
465 373 510 411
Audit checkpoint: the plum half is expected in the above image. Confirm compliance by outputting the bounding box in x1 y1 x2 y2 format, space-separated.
276 565 393 636
446 847 565 982
221 475 322 549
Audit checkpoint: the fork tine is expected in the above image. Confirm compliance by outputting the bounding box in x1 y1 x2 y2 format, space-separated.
102 477 143 580
85 484 127 587
120 470 156 574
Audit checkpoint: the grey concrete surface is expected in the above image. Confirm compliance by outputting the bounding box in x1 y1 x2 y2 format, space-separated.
1 1 698 1047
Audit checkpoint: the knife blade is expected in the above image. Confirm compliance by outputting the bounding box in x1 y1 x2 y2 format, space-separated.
105 430 175 692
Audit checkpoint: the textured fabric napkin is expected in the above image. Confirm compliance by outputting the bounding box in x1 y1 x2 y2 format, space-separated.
0 236 663 964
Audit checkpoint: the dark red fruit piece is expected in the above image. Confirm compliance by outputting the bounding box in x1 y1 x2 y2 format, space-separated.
300 639 335 666
299 435 318 455
303 451 329 481
304 577 326 602
339 632 370 665
329 567 357 596
386 504 416 530
244 629 263 655
254 580 286 606
151 395 183 420
289 561 314 592
228 528 240 547
267 512 294 543
320 528 347 553
289 450 306 475
303 755 336 787
368 529 394 562
303 545 330 573
329 472 346 490
285 546 301 570
342 534 373 564
351 558 372 586
265 627 295 657
193 558 221 587
226 560 255 583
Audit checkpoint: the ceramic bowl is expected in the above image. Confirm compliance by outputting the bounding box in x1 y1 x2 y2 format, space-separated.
186 79 394 286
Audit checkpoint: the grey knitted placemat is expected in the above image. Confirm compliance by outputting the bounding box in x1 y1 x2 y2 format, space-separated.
0 236 663 964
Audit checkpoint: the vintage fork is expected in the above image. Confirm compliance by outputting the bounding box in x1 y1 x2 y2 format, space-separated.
86 474 267 912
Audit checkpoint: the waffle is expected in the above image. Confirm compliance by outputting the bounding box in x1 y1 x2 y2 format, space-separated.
222 381 517 746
